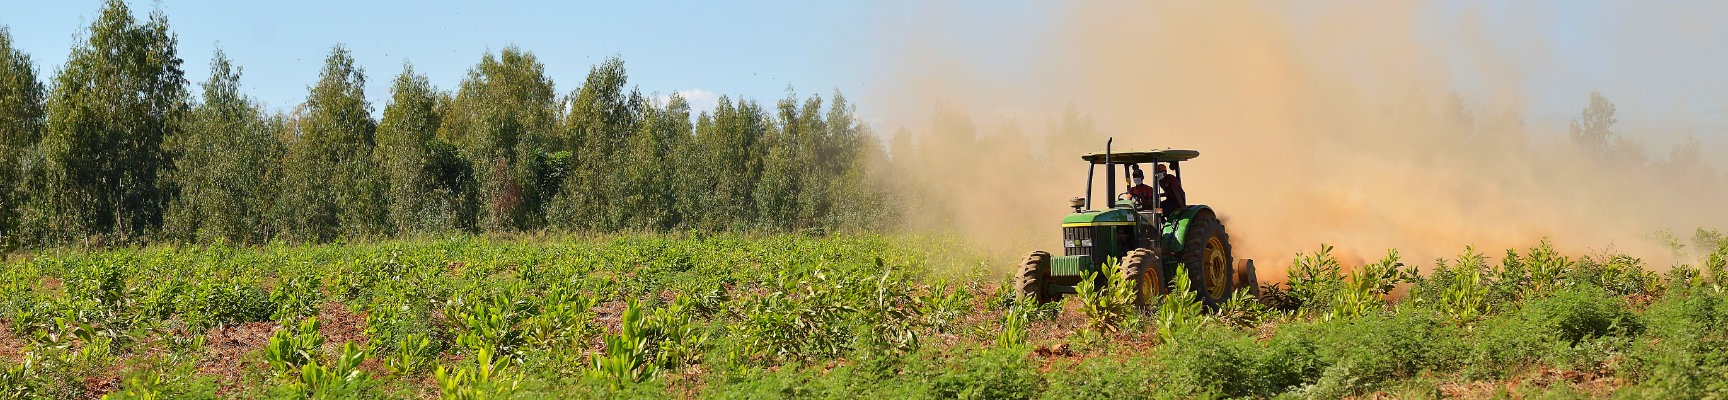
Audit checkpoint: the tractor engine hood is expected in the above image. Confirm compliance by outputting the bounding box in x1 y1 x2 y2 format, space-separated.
1061 209 1138 227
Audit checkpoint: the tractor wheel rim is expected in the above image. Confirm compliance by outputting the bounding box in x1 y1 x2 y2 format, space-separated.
1140 263 1160 301
1204 237 1227 296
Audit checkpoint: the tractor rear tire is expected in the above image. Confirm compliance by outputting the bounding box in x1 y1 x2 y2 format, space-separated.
1014 251 1053 303
1119 248 1164 308
1176 213 1234 307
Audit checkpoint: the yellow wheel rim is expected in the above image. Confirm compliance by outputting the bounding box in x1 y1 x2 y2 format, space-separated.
1203 237 1228 296
1139 263 1163 303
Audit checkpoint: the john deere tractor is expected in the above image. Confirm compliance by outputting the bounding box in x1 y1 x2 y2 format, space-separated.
1015 141 1251 307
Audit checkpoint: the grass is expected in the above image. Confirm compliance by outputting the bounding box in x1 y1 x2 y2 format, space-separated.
0 233 1726 399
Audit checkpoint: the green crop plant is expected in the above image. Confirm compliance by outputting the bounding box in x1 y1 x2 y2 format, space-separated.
1281 244 1347 313
444 282 530 358
733 269 862 363
915 278 971 334
0 356 35 400
435 347 520 400
1326 250 1414 321
649 295 712 369
1074 257 1137 336
1155 265 1206 345
268 272 323 321
1442 268 1488 325
285 342 372 398
521 283 598 350
1216 288 1269 328
993 310 1027 348
383 333 434 376
856 264 921 354
263 317 324 381
589 299 656 386
1706 241 1728 288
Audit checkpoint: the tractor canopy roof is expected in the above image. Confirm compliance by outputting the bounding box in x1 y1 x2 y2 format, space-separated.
1080 149 1199 164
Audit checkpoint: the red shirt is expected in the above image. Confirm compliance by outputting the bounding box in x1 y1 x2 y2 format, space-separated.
1128 184 1157 205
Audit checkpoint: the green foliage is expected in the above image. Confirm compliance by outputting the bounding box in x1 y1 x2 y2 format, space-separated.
263 317 324 380
15 232 1728 398
589 299 658 386
163 49 282 245
0 26 45 250
1038 358 1154 400
440 47 559 232
377 63 474 234
100 364 217 400
1073 258 1136 336
1154 264 1206 344
1279 244 1346 312
1153 328 1260 398
436 347 521 400
929 348 1041 400
30 0 187 245
1468 285 1641 378
281 45 386 242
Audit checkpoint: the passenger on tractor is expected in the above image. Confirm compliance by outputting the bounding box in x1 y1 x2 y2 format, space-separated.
1154 163 1186 213
1127 166 1157 210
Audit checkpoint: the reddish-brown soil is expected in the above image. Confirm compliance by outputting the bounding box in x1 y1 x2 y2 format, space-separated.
80 374 120 400
0 321 26 364
199 321 277 394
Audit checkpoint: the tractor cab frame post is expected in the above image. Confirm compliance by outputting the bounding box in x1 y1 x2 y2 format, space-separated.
1104 138 1114 210
1085 163 1095 210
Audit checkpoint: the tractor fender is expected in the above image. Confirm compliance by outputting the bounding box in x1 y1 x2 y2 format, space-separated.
1160 205 1215 253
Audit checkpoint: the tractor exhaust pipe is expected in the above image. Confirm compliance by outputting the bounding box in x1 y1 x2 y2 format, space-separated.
1104 138 1114 209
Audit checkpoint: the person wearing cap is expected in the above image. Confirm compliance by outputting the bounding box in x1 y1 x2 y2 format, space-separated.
1127 165 1157 210
1154 163 1186 212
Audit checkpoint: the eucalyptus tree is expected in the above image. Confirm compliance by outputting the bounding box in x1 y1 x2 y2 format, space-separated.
550 56 643 231
281 46 385 242
0 27 44 247
818 91 890 231
439 47 559 231
35 0 188 244
756 90 816 229
163 50 283 244
615 93 691 230
377 63 474 233
688 96 767 230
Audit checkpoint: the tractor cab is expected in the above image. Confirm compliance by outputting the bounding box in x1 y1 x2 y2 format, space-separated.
1015 141 1247 308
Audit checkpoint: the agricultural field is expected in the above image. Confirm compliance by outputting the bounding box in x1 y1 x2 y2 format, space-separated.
0 234 1726 399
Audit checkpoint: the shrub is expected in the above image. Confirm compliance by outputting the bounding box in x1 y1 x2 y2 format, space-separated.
1153 327 1261 398
1264 310 1465 396
1038 358 1155 400
930 348 1041 400
1470 285 1640 376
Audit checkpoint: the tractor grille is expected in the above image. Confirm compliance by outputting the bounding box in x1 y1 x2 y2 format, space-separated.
1062 226 1095 258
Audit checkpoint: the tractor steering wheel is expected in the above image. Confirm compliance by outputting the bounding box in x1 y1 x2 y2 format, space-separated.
1117 192 1146 210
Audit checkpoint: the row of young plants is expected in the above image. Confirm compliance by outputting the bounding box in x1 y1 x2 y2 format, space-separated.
0 233 1725 398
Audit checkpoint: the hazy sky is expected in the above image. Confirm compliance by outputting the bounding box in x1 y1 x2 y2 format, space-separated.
5 1 1727 159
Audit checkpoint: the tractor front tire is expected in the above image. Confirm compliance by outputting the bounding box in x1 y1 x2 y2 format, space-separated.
1119 248 1163 308
1176 213 1234 307
1014 251 1053 303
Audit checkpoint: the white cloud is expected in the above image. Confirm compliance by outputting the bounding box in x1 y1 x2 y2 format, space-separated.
654 89 720 116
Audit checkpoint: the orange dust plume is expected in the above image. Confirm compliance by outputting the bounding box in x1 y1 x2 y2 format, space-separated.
863 1 1728 274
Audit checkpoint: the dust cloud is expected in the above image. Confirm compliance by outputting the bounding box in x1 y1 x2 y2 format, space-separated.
865 2 1728 275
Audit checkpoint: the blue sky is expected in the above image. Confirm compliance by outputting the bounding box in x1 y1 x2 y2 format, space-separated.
4 1 1727 159
3 0 885 116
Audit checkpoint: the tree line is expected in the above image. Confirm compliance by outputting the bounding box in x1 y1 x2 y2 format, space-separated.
0 1 895 249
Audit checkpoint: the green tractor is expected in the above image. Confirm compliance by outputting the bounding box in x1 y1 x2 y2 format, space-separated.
1015 140 1255 307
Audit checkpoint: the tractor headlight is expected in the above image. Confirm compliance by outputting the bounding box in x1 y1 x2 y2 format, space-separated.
1064 239 1092 248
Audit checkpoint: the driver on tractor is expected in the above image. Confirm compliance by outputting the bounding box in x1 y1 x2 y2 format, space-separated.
1127 166 1157 210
